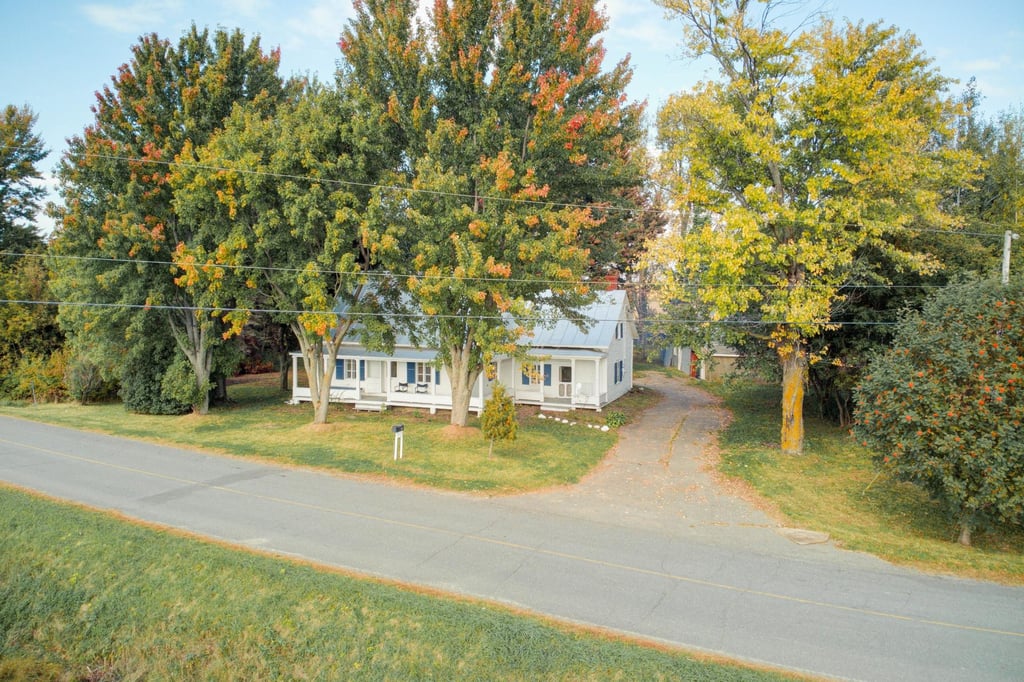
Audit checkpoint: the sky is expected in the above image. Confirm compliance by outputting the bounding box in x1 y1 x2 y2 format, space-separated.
2 0 1022 233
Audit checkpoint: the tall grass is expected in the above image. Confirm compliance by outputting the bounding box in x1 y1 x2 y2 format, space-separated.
0 486 792 681
0 375 657 494
706 380 1024 583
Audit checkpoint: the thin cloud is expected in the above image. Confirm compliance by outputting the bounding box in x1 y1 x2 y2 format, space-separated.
80 0 183 33
961 57 1008 73
285 0 354 46
215 0 268 17
602 0 680 55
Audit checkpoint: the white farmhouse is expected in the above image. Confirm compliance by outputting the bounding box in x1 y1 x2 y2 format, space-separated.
288 290 636 414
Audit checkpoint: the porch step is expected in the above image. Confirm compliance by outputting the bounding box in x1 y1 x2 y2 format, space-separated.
355 401 385 412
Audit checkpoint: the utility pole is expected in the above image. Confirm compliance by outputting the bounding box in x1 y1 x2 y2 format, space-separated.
1003 230 1020 285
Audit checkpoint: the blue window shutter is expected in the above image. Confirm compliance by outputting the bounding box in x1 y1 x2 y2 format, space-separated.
522 367 529 385
435 368 440 385
335 363 343 381
543 364 552 386
359 360 365 381
407 363 416 383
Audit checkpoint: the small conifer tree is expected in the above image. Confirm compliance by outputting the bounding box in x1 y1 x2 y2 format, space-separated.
481 383 517 457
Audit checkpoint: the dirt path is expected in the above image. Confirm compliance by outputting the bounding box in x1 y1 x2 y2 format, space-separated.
505 373 846 554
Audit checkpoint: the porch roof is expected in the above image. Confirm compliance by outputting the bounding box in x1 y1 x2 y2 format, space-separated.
293 347 439 362
338 346 438 362
523 348 605 360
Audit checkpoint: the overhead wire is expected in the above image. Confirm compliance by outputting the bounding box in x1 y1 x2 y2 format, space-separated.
0 294 910 327
0 250 991 291
57 150 1021 239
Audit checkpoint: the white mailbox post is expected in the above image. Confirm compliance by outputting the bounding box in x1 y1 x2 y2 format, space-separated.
392 424 404 460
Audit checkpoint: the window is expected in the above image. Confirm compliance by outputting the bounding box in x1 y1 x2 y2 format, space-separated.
614 321 624 339
344 359 358 381
559 366 572 383
521 363 551 386
527 363 543 385
416 362 432 384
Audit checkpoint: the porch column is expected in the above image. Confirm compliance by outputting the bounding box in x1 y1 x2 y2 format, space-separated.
570 359 577 409
476 371 485 415
355 358 361 400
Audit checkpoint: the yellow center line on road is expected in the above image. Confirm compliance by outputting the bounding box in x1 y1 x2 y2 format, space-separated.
5 435 1024 640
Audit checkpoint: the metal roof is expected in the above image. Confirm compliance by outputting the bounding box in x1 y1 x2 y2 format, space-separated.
333 288 630 353
527 290 628 350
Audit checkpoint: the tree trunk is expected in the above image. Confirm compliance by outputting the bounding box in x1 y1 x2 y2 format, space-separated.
292 321 349 426
958 521 972 547
292 325 329 426
279 323 290 392
447 342 479 427
778 338 807 455
314 374 332 425
193 362 212 415
169 310 213 415
212 373 227 403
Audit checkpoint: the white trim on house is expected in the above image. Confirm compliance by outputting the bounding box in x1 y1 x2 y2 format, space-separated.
289 290 636 414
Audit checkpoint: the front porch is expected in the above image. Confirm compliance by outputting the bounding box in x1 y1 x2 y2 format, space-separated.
501 350 608 412
288 350 488 415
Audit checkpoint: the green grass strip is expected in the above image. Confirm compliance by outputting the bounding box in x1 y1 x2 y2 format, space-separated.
705 380 1024 584
0 486 794 681
0 375 659 495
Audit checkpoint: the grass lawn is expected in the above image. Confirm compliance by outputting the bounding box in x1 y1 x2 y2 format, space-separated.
704 379 1024 584
0 373 656 494
0 486 796 681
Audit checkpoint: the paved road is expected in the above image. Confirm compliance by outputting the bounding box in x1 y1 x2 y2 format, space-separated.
1 378 1022 681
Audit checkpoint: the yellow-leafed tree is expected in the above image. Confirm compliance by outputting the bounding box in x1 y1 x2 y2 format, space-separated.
649 0 979 453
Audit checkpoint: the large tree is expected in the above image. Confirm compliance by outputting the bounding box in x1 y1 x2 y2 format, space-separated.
342 0 645 426
803 85 1023 426
649 0 978 453
172 80 396 425
0 104 48 255
50 26 283 414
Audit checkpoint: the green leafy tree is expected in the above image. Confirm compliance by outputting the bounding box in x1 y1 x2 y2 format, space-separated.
50 26 283 415
0 256 62 397
172 80 395 424
343 0 645 426
481 382 517 457
0 104 48 255
853 279 1024 546
649 0 979 453
806 86 1023 426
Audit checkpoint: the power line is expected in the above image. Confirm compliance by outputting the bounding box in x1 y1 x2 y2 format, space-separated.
81 151 640 216
0 250 974 291
65 151 1020 238
0 297 901 327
